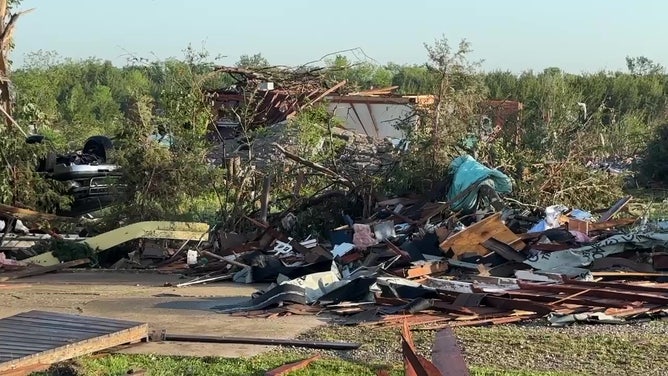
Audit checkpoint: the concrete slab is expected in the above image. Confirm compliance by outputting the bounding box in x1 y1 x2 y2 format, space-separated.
0 271 327 357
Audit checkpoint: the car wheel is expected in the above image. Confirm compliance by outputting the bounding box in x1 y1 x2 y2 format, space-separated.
83 135 113 163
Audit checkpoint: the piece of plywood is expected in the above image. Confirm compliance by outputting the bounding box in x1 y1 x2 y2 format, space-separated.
0 310 147 373
440 213 525 259
598 196 632 222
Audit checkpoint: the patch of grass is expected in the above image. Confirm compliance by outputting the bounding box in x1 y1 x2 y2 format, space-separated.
33 320 668 376
626 187 668 219
456 321 668 376
33 353 581 376
34 352 401 376
470 369 579 376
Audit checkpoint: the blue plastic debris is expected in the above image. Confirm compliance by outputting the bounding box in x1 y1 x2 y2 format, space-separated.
446 155 512 212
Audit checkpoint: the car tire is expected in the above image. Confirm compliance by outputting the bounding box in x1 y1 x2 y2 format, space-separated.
83 136 113 163
36 150 57 172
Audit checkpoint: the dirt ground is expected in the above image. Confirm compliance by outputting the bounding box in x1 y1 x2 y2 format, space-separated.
0 271 326 357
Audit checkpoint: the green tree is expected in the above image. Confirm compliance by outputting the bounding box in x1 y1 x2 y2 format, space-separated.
236 53 269 69
391 64 434 94
626 56 664 76
388 36 487 194
484 70 518 99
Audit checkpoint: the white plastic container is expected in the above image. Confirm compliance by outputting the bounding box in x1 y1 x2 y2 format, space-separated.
186 250 198 265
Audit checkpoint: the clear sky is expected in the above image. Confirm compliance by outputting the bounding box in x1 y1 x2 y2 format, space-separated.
11 0 668 73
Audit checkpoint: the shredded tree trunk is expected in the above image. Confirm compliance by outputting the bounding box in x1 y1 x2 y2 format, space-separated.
0 0 33 121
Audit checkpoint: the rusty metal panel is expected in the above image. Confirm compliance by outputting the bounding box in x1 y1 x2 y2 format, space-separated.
431 327 470 376
402 321 443 376
265 354 320 376
518 281 668 305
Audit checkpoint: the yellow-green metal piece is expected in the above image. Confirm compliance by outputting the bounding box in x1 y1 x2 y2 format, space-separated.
25 221 210 266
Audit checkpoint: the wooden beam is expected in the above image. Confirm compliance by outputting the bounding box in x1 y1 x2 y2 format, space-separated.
301 80 346 109
0 204 74 223
364 102 381 135
598 196 633 222
327 96 413 105
348 102 372 137
0 258 89 282
589 218 637 231
401 321 443 376
259 174 271 223
517 281 668 305
395 261 448 279
0 363 49 376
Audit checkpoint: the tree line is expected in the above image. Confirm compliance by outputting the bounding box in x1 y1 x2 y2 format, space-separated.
11 50 668 151
3 42 668 221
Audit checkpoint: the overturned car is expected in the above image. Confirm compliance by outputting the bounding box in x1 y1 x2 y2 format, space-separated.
27 135 123 217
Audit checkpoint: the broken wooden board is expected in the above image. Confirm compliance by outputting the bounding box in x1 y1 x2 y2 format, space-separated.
0 310 147 374
0 258 90 282
589 218 637 231
394 261 449 279
439 213 525 259
590 271 668 277
598 196 633 222
566 218 589 235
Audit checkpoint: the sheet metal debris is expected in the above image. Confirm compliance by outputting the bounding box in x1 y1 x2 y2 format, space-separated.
185 184 668 329
265 354 321 376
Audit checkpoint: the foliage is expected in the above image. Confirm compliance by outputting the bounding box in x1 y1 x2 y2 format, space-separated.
326 55 393 91
236 53 270 69
626 55 664 76
291 104 344 161
483 143 625 209
0 126 71 211
480 61 665 207
4 40 668 221
385 36 487 195
0 33 72 214
107 50 227 224
638 123 668 184
30 238 96 263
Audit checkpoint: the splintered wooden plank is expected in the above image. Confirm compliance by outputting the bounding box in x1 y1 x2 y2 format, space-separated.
0 311 147 373
440 213 525 259
598 196 632 222
0 259 90 282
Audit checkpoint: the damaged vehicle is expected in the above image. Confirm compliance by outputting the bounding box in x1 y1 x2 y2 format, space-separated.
26 134 123 217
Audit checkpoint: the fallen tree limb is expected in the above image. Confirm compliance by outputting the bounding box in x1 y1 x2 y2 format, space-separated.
272 143 354 189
